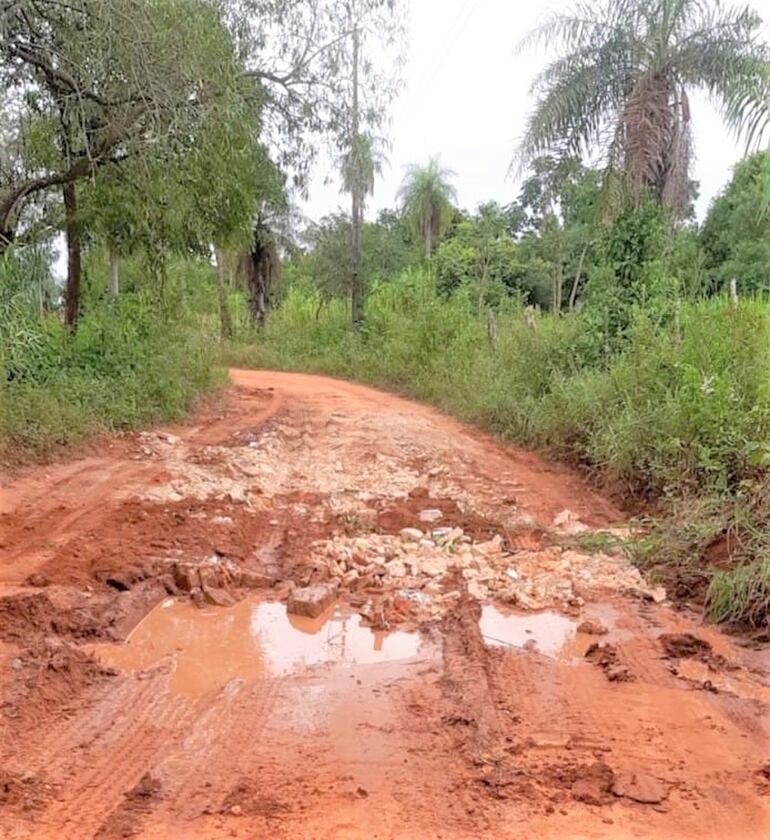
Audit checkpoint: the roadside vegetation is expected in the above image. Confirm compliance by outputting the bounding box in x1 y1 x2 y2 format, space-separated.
4 0 770 628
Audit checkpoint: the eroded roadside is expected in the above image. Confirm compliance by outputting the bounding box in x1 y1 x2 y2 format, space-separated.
1 369 769 839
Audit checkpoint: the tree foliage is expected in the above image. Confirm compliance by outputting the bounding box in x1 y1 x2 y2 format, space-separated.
0 0 247 248
397 156 458 258
702 150 770 294
516 0 768 216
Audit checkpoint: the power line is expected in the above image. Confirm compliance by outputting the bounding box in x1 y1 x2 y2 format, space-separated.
402 0 483 118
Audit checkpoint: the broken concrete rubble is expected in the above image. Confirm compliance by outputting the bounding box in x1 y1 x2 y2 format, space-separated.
309 526 654 624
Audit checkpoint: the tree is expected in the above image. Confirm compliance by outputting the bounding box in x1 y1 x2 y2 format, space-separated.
0 0 252 325
339 132 389 326
508 157 602 311
397 157 458 259
516 0 768 216
232 0 405 193
702 150 770 294
434 203 526 306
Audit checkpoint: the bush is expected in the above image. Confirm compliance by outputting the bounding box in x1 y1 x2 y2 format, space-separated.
1 252 222 464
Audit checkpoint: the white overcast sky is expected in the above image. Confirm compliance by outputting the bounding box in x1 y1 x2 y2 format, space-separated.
302 0 770 223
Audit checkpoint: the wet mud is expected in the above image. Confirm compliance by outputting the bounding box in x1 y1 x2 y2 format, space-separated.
1 370 769 838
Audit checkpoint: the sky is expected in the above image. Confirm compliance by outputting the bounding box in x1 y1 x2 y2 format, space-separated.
302 0 770 224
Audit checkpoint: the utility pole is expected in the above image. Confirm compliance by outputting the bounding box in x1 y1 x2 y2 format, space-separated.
350 24 364 329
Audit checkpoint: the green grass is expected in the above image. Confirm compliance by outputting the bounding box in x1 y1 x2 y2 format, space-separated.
707 560 770 626
1 257 223 465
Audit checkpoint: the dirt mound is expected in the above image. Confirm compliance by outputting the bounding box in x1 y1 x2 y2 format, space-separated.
585 642 633 681
95 773 162 840
1 636 112 732
220 780 289 818
0 768 54 816
571 761 615 805
659 632 713 660
0 582 170 644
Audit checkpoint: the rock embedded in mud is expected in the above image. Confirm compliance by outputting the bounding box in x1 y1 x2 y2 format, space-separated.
467 580 488 601
239 569 275 590
419 556 448 578
203 587 237 608
172 563 200 592
577 618 609 636
287 584 336 619
571 761 616 805
418 509 443 524
612 772 669 805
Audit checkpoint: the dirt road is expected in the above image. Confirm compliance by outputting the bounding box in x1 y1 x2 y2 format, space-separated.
1 370 769 839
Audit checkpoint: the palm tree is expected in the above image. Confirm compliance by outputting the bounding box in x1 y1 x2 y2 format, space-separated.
338 133 389 200
516 0 768 216
397 156 458 258
338 132 390 327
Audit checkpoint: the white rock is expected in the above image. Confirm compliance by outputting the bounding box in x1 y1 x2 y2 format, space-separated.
431 527 452 540
385 560 407 578
506 567 519 581
474 535 505 556
420 556 448 577
342 569 360 586
467 579 488 600
419 509 444 523
400 527 424 542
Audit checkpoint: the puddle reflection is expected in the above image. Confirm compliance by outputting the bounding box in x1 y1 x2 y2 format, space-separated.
87 597 423 697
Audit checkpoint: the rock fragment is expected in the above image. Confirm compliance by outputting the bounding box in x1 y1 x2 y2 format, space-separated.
287 584 336 618
577 618 609 636
571 762 615 805
612 772 669 804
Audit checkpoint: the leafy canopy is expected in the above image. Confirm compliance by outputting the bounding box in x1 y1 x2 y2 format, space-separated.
516 0 769 215
397 156 458 258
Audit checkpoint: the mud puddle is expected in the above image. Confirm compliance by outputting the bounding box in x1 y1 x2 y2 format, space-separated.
87 597 427 697
480 603 626 660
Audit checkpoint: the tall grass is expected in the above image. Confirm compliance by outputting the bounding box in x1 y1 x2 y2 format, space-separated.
225 270 770 626
1 252 223 464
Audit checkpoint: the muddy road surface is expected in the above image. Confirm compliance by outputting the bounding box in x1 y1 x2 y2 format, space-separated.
2 370 769 839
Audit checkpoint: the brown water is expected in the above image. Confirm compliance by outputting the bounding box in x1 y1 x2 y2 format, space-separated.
87 597 425 698
479 603 627 660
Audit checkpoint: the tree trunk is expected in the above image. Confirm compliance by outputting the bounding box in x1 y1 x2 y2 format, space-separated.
0 227 13 256
350 27 364 330
244 237 278 326
569 244 589 311
425 219 432 261
63 182 81 328
552 262 563 314
109 249 120 296
214 246 233 340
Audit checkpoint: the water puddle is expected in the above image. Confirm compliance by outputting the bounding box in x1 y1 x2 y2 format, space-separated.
674 658 770 702
479 604 627 661
88 598 425 698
